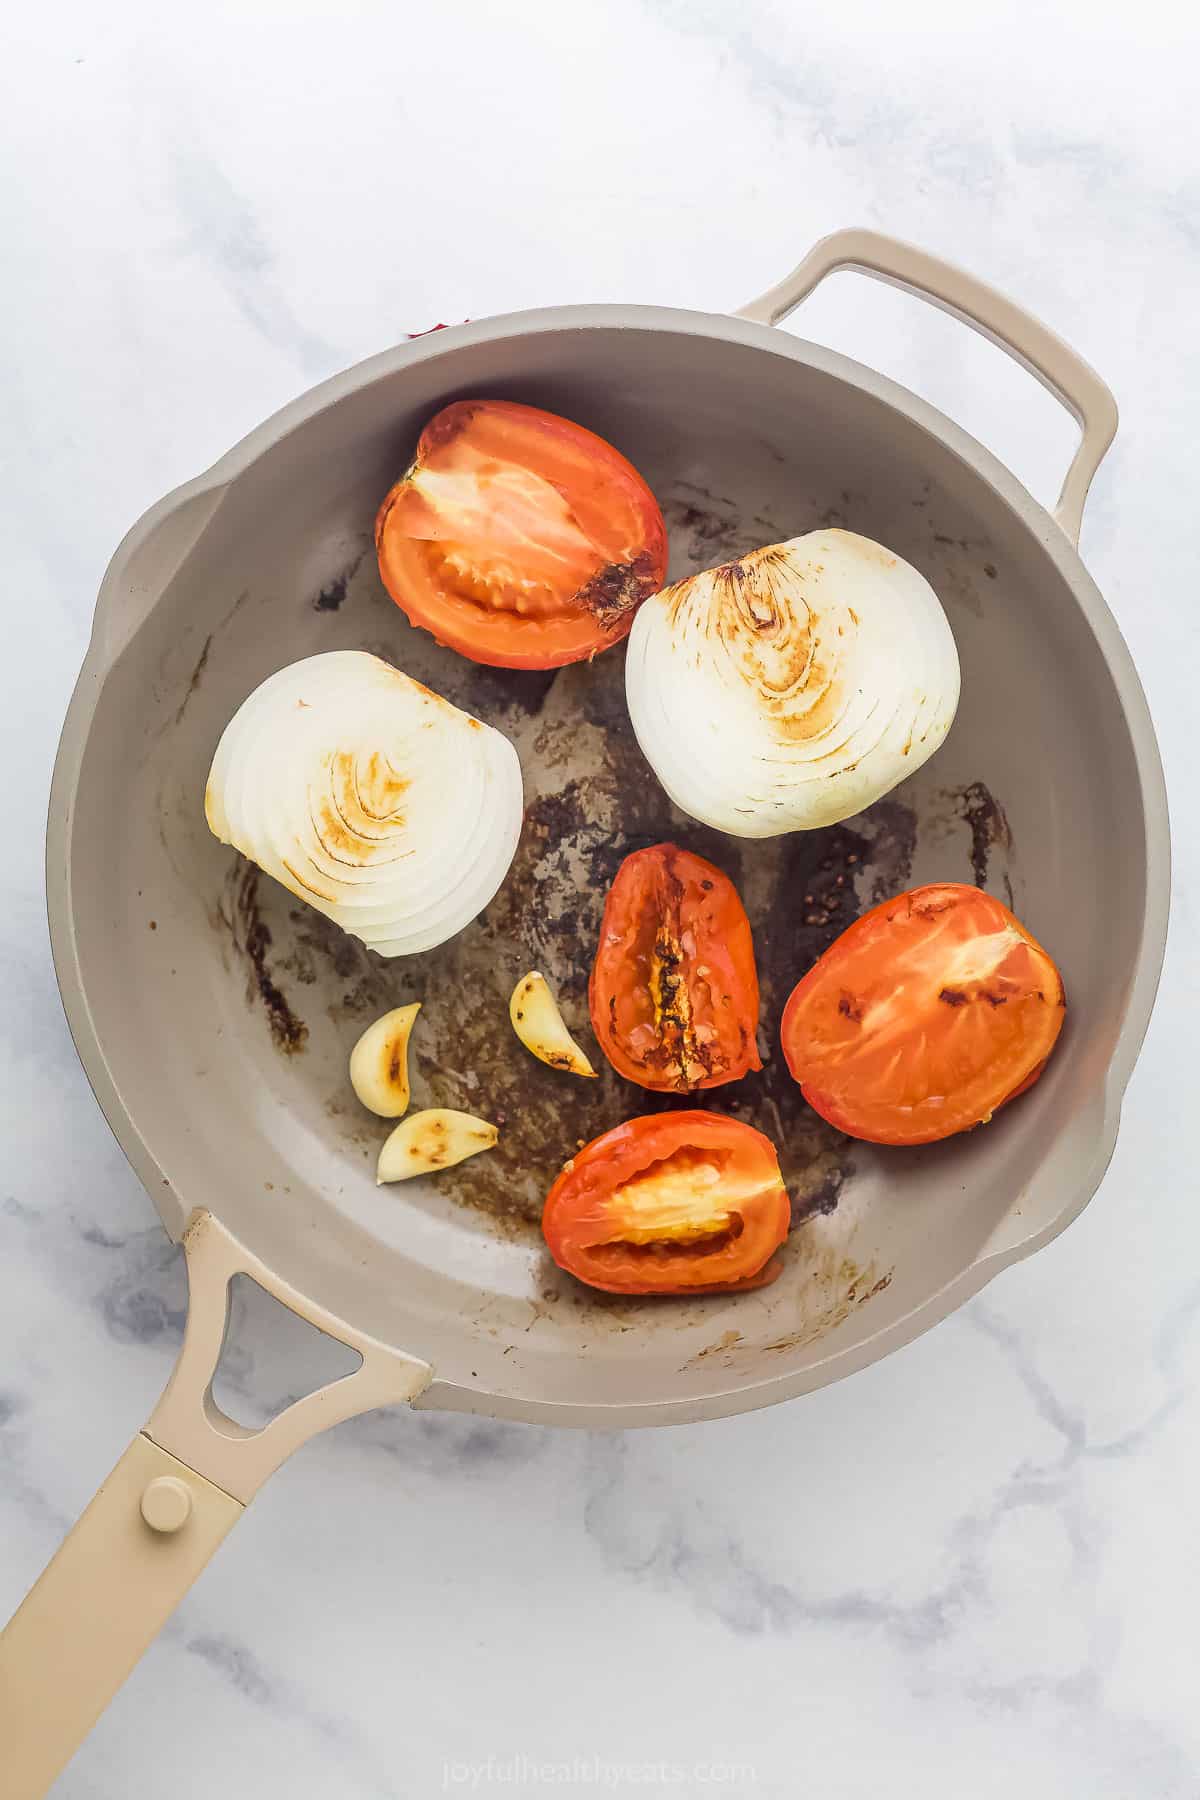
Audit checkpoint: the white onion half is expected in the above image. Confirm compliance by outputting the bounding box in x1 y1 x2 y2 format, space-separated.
625 531 960 837
205 651 523 956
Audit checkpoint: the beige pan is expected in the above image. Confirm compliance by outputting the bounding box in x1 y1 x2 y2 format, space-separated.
1 231 1169 1794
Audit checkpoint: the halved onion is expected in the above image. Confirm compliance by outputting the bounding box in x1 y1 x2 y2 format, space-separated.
625 532 960 837
205 651 523 956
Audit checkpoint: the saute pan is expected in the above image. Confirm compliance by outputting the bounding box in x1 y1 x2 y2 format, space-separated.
0 230 1169 1794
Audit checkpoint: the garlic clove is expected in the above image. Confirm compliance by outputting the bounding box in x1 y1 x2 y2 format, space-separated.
349 1003 421 1118
377 1109 498 1184
509 971 597 1078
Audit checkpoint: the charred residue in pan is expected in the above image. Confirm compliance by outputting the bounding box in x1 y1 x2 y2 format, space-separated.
926 779 1014 905
956 780 1014 903
217 860 308 1055
211 489 1008 1269
683 1254 894 1371
312 550 366 613
213 654 884 1235
174 633 213 725
764 1262 895 1351
661 483 807 570
167 592 249 733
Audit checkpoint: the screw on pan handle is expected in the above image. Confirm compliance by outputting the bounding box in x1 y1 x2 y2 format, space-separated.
738 226 1118 548
0 1211 433 1798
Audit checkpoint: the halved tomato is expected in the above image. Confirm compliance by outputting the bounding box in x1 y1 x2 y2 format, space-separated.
542 1110 790 1296
375 400 668 669
781 883 1066 1146
589 844 761 1092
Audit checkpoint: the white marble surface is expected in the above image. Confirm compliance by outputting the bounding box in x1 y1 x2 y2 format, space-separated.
2 2 1198 1794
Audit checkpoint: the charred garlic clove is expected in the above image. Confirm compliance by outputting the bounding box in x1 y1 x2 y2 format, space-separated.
625 532 960 837
509 972 597 1078
377 1109 498 1184
349 1003 421 1118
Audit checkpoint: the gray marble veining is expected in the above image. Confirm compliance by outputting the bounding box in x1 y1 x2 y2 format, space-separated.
2 2 1197 1794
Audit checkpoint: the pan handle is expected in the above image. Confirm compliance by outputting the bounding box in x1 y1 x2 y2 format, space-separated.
92 477 230 662
737 227 1117 547
0 1210 432 1799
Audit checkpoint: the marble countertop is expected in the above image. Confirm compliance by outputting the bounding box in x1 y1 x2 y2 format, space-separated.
3 3 1198 1794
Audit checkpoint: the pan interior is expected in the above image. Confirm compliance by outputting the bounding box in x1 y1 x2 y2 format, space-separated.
63 319 1148 1417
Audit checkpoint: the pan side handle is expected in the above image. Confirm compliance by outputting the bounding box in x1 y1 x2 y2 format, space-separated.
737 227 1117 547
90 479 231 664
0 1211 432 1799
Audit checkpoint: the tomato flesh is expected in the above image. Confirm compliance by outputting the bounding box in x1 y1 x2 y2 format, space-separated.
781 883 1066 1145
375 400 668 669
542 1111 790 1295
589 844 761 1092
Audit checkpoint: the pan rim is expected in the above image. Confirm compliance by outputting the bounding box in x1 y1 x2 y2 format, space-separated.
45 302 1171 1425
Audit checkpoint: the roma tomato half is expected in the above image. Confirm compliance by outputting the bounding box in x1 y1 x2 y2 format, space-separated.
542 1110 790 1296
375 400 668 669
781 883 1066 1145
589 843 761 1092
